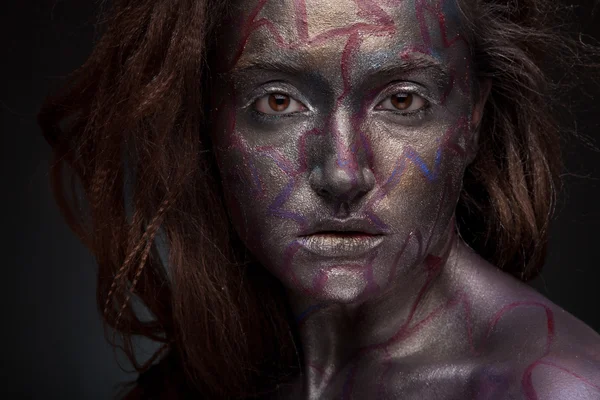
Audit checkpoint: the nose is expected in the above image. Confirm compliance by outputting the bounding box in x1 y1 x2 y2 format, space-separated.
309 143 375 206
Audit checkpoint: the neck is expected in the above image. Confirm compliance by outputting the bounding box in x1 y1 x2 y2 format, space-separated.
286 230 458 394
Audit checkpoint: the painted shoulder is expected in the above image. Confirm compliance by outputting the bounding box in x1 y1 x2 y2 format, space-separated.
450 241 600 399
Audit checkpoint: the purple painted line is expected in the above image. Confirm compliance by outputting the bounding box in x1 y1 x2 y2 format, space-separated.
383 152 408 188
366 211 390 231
257 146 296 175
248 159 265 195
268 179 308 229
341 363 359 400
405 146 440 182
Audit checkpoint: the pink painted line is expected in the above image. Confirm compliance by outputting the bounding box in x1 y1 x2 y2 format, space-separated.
338 32 363 105
486 302 555 352
293 0 309 42
387 231 418 283
307 23 395 47
538 360 600 391
356 0 395 26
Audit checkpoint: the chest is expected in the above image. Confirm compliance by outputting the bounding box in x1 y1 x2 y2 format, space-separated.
273 361 521 400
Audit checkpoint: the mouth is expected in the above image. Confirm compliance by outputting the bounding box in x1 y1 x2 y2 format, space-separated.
298 219 385 258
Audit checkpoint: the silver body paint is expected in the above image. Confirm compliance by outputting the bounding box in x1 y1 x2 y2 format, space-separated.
209 0 600 398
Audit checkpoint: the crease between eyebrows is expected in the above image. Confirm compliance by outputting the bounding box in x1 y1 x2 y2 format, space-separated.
224 53 450 83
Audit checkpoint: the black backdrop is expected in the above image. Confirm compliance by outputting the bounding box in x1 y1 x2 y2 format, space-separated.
1 1 599 399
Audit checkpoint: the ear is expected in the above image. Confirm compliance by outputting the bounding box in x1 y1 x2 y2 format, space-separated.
467 78 492 164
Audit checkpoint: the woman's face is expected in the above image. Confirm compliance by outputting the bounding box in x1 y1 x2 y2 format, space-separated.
211 0 483 302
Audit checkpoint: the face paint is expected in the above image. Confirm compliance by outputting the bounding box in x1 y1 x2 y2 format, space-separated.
208 1 600 398
211 0 475 303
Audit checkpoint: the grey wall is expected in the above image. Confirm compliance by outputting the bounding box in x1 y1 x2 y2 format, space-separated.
1 1 599 399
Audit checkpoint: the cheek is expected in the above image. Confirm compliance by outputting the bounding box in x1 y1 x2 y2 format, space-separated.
213 129 297 251
211 104 265 239
212 98 266 198
366 117 471 232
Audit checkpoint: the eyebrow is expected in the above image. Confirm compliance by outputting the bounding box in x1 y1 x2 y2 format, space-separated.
373 54 451 82
226 52 450 82
224 58 311 78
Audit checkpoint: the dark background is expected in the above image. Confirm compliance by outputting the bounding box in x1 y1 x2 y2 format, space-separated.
1 1 599 399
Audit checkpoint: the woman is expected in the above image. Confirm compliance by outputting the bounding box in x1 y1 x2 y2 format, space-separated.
39 0 600 398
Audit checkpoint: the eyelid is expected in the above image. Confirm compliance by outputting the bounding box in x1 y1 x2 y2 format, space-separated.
242 82 312 112
254 94 307 115
373 82 437 109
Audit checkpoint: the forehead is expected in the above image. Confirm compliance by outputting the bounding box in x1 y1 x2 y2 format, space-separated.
217 0 466 70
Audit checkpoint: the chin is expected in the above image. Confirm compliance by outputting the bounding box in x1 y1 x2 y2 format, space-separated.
290 261 384 304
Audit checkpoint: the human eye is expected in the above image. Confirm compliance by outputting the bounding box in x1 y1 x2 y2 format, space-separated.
253 93 307 115
376 91 429 113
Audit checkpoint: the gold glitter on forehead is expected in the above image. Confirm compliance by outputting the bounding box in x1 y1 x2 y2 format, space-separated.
304 0 360 37
247 0 408 46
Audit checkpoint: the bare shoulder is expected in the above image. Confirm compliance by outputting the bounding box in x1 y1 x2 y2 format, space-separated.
374 356 600 400
525 356 600 399
448 241 600 398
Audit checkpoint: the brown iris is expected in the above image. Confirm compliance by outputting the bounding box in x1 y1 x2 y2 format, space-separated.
390 93 413 110
268 94 291 112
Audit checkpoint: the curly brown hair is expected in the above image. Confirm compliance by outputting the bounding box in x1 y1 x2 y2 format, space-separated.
38 0 589 397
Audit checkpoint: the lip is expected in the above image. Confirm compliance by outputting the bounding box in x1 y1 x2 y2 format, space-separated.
299 218 385 258
301 217 385 236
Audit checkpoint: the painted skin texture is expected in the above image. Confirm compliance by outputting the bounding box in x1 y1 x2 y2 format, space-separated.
209 0 600 398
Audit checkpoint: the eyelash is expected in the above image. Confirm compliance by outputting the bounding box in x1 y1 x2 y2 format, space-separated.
376 93 431 117
250 102 301 123
249 88 432 120
246 86 307 121
375 84 433 116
